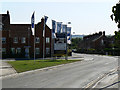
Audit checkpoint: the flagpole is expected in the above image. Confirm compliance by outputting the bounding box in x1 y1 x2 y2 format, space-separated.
65 28 68 60
33 11 35 64
51 20 52 60
43 16 45 60
34 23 35 64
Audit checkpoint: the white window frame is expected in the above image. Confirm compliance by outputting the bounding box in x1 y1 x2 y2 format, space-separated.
13 37 18 43
0 24 2 30
35 48 40 54
36 37 40 43
46 37 50 43
2 48 6 54
101 39 104 45
2 37 6 44
16 48 21 54
46 48 50 55
21 37 26 43
11 48 15 54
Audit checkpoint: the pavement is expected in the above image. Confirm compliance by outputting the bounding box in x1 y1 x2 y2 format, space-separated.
91 66 120 89
0 60 17 77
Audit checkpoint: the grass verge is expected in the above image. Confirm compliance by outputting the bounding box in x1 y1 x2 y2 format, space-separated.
7 59 81 73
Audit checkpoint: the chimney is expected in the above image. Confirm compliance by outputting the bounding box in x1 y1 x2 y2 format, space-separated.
99 31 102 35
103 31 105 36
41 18 44 23
7 10 9 15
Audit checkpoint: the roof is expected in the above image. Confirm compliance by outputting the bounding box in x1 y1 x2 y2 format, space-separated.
10 24 32 37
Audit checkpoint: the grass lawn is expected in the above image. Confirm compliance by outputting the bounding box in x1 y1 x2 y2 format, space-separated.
7 59 81 73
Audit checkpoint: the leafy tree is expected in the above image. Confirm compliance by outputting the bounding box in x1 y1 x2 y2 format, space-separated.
111 1 120 50
114 31 120 48
111 2 120 28
71 38 82 49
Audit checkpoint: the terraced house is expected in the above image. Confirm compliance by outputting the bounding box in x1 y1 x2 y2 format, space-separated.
0 11 52 59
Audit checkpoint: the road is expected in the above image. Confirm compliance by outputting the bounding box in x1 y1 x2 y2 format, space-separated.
2 53 119 88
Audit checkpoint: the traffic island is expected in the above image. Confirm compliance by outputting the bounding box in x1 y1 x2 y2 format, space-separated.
7 59 81 73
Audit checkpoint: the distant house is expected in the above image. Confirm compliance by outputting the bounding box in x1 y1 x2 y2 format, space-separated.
1 11 51 58
78 31 115 54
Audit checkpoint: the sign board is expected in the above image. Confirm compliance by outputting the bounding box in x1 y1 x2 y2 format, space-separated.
54 38 66 50
54 43 66 50
54 33 67 56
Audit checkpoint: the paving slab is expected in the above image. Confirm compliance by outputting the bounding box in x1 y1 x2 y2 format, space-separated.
0 61 17 77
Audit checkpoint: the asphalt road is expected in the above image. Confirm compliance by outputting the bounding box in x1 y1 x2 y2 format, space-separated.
2 53 119 88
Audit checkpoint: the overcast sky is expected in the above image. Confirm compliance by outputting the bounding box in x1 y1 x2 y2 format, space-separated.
1 0 119 35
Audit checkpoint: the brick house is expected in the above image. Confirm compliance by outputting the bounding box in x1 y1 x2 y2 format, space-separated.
79 31 106 50
78 31 115 54
1 11 51 59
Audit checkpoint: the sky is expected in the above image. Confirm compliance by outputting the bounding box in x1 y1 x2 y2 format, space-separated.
1 0 119 35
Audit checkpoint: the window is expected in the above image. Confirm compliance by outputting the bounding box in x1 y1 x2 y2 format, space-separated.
0 25 2 30
16 48 21 54
0 22 2 30
46 48 50 55
36 37 40 43
35 48 40 54
101 39 104 45
21 37 26 43
46 37 50 43
11 48 15 54
2 48 6 54
13 37 18 43
2 37 6 44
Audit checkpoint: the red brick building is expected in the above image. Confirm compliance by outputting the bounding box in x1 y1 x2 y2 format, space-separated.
79 31 106 50
1 11 51 59
78 31 115 55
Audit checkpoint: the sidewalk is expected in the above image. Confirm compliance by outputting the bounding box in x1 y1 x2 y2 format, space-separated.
0 60 17 77
93 69 119 89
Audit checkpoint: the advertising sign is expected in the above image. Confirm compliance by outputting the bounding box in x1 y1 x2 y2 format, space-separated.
54 38 66 50
54 43 66 50
67 27 71 44
62 25 67 33
57 22 62 33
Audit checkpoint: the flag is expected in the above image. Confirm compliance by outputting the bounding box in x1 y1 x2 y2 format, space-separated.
52 20 56 38
67 27 71 44
31 12 35 35
62 24 67 33
44 16 48 24
57 22 62 33
43 16 48 37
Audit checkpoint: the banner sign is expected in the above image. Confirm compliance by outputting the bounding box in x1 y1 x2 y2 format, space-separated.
52 20 56 38
54 36 66 51
52 20 56 33
67 27 71 44
62 25 67 33
57 22 62 33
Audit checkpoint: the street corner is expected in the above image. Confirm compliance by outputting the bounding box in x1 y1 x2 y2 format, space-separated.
0 61 17 78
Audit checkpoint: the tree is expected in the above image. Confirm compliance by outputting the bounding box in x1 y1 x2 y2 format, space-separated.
111 1 120 54
71 38 82 49
111 2 120 28
114 31 120 48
